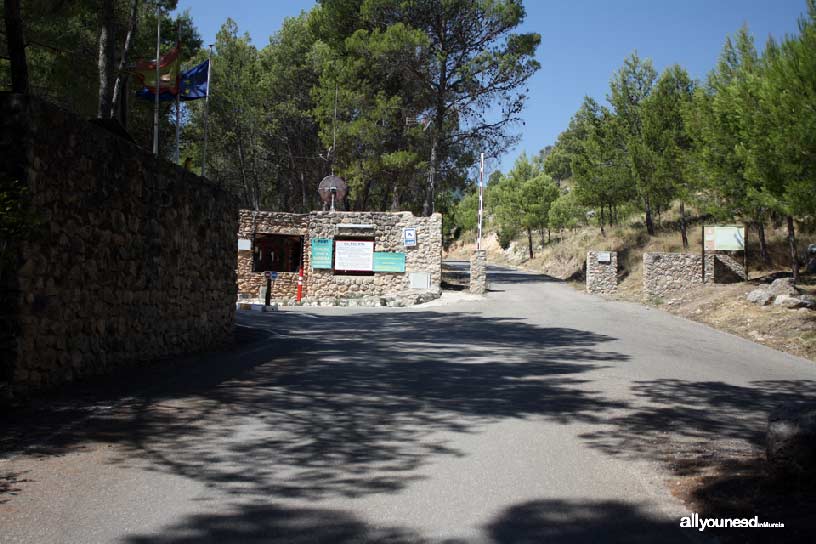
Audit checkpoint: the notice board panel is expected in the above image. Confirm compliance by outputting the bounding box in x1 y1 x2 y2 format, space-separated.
704 226 745 251
373 252 406 273
311 238 333 269
335 240 374 271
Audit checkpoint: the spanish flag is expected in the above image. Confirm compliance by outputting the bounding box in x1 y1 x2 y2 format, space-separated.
132 47 181 94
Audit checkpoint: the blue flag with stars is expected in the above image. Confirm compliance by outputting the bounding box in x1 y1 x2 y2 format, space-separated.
136 59 209 102
178 59 209 101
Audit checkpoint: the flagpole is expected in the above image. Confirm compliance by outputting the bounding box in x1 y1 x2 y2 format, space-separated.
174 21 181 164
201 44 213 177
478 152 484 251
152 4 161 156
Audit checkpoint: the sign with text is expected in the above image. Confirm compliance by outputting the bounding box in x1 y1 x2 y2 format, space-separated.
373 252 406 273
335 240 374 271
704 226 745 251
596 251 611 263
403 227 417 247
310 238 333 269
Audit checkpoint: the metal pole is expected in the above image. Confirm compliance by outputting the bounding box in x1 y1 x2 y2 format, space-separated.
478 152 484 251
152 5 161 156
174 22 181 164
201 45 213 177
701 222 706 284
743 224 748 282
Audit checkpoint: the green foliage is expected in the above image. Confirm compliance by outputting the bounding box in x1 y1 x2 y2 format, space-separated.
757 1 816 217
453 190 480 233
489 153 558 256
548 190 585 231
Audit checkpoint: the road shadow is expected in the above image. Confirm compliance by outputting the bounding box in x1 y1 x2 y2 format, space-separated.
580 379 816 471
580 378 816 542
486 499 691 544
3 311 629 502
122 498 690 544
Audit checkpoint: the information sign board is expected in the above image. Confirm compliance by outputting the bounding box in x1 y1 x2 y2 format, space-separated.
704 226 745 251
335 240 374 271
310 238 333 269
373 252 406 273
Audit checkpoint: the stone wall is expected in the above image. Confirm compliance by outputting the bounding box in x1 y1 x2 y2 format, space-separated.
236 211 307 299
235 209 442 304
1 93 238 394
643 252 746 299
470 250 487 295
586 251 618 294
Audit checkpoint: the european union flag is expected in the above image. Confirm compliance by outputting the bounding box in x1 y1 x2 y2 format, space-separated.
178 59 209 101
136 59 209 102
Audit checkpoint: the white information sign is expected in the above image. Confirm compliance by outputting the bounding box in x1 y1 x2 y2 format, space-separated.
596 251 611 263
704 226 745 251
334 240 374 271
403 227 417 247
237 238 252 250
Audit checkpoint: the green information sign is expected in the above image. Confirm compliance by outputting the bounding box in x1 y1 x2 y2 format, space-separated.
373 252 406 273
311 238 333 269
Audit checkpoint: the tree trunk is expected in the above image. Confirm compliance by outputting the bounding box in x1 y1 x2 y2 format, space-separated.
118 74 130 128
679 201 688 249
390 182 401 211
422 135 438 216
111 0 140 120
757 221 769 265
300 171 307 212
599 205 606 237
787 215 800 284
97 0 116 118
644 197 655 236
527 227 534 260
4 0 29 94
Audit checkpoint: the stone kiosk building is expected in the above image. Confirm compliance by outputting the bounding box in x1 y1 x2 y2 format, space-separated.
236 210 443 305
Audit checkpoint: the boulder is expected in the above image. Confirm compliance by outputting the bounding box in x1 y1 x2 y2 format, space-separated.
768 278 799 297
767 405 816 481
799 295 816 308
746 289 774 306
773 294 815 309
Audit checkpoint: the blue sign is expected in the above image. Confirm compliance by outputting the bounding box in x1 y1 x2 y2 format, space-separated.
373 252 406 273
311 238 333 269
403 227 417 247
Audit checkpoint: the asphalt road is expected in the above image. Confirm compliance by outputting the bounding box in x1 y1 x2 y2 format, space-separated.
2 263 815 543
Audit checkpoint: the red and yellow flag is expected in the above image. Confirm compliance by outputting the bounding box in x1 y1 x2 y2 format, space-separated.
132 47 180 94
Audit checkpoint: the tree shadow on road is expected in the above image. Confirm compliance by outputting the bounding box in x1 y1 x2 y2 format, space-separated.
3 311 629 502
580 378 816 542
122 498 689 544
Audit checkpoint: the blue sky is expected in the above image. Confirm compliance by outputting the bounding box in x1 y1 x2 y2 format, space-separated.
175 0 806 173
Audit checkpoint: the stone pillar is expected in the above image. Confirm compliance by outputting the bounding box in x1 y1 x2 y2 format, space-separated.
470 250 487 295
586 251 618 294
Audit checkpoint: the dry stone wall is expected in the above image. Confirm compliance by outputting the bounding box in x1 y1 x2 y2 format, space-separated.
236 211 307 299
586 251 618 294
470 250 487 294
1 94 238 395
305 211 442 302
235 210 443 304
643 252 745 299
